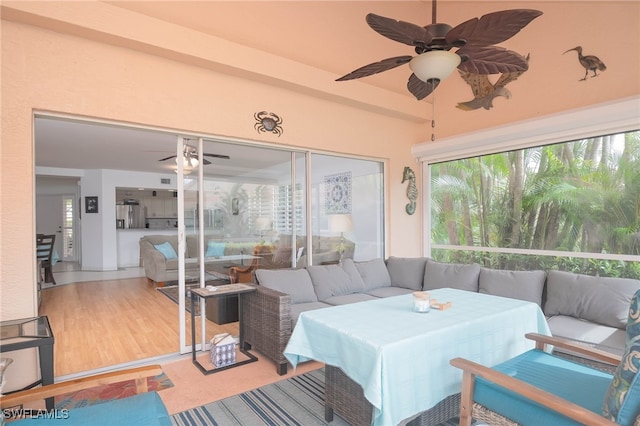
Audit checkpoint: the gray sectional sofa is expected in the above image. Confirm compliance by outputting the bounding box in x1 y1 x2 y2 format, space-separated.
241 257 640 375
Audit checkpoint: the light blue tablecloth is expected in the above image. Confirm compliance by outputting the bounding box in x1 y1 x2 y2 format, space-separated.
284 288 551 426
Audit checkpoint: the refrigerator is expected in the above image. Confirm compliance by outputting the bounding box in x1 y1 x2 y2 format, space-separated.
116 202 146 229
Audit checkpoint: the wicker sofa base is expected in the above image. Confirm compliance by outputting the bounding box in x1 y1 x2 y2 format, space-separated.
325 365 460 426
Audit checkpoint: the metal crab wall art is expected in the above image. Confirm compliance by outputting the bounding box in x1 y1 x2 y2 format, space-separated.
254 111 283 137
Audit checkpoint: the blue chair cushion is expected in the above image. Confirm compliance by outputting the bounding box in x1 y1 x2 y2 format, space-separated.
603 289 640 425
11 391 170 425
474 349 613 426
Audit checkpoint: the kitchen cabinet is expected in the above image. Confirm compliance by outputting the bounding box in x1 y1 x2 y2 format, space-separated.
143 197 165 218
164 198 178 218
142 196 178 218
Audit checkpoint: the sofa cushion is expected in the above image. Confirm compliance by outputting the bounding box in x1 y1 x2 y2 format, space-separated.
423 259 480 292
386 257 427 290
291 301 332 327
355 258 391 291
366 286 415 298
322 293 379 306
307 259 365 301
205 241 226 257
544 270 640 329
154 242 177 260
546 315 626 356
479 268 546 307
255 269 317 304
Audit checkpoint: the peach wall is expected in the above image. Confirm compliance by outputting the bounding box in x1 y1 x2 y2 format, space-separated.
0 18 424 321
2 1 638 324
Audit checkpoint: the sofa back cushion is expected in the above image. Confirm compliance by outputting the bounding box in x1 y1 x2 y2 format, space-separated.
544 270 640 329
479 268 546 307
205 241 226 257
355 258 391 291
143 235 178 253
386 257 427 290
307 259 365 301
255 269 318 304
423 259 480 292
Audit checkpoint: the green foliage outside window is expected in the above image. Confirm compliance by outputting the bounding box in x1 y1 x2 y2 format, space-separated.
430 130 640 279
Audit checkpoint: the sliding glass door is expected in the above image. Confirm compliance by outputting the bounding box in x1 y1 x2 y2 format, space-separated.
177 141 385 354
177 138 306 354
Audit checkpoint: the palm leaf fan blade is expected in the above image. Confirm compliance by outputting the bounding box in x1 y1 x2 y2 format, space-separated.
336 56 412 81
407 74 439 100
366 13 432 46
446 9 543 46
457 46 529 74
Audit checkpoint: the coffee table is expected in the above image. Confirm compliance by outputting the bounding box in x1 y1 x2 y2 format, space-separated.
284 288 551 426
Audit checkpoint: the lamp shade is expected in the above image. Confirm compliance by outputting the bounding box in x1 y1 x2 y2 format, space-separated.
329 214 353 233
409 50 461 82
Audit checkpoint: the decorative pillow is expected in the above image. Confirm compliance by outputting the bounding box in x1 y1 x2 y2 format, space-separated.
386 257 427 290
205 241 226 257
307 259 365 301
355 258 391 291
423 259 480 292
255 269 318 304
154 241 178 260
602 289 640 425
479 268 546 307
544 270 640 329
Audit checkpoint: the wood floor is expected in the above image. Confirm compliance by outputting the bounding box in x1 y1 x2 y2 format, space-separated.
39 277 238 377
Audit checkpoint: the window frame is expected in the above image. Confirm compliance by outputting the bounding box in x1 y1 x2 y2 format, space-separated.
415 96 640 258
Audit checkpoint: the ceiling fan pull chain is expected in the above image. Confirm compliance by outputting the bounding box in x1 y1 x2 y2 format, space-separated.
431 92 436 142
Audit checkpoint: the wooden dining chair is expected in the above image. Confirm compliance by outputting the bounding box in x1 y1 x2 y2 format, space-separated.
36 234 57 285
450 289 640 426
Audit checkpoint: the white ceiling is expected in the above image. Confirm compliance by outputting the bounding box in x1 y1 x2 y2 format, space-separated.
35 116 295 178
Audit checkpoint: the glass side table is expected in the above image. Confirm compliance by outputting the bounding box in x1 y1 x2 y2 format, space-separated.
0 316 55 409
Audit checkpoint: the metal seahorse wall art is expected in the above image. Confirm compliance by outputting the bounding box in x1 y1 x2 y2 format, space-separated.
402 166 418 215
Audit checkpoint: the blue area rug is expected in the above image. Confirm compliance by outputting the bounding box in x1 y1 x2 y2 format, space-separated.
170 369 469 426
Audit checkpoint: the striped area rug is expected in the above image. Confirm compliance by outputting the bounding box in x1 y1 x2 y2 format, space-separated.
171 369 345 426
170 369 466 426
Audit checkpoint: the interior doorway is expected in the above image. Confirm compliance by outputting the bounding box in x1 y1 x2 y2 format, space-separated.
35 176 80 263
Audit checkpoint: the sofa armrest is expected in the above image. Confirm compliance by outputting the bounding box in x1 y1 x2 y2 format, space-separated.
525 333 621 366
140 240 169 283
241 284 292 375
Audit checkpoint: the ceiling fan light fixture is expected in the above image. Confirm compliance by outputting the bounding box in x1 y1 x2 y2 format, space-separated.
175 156 199 168
409 50 461 83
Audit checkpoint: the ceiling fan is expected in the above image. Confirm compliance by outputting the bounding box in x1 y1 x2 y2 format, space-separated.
336 1 542 100
158 144 230 167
